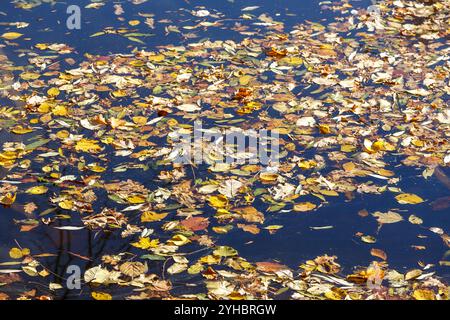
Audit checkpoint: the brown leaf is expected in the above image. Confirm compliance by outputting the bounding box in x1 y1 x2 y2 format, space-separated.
180 217 209 231
237 223 260 234
23 202 37 215
0 292 9 300
234 206 264 224
370 248 387 260
256 261 289 273
119 261 147 278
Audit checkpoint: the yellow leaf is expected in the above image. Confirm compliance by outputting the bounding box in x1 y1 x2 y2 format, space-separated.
141 211 168 223
128 20 140 26
213 246 238 257
35 43 48 50
342 162 355 172
75 139 102 153
1 32 23 40
20 72 40 81
26 186 48 195
167 234 190 246
293 202 317 212
319 189 339 197
208 195 228 208
239 75 252 86
412 289 435 300
375 169 395 177
298 160 317 170
318 124 331 134
52 105 68 116
38 102 51 113
148 54 165 62
325 289 346 300
395 193 424 205
282 56 303 65
188 263 204 274
199 255 221 264
259 172 279 183
87 163 106 173
132 116 147 125
112 90 127 98
361 235 376 243
58 199 74 210
9 247 23 259
412 139 424 147
47 87 60 97
341 144 356 152
372 140 385 151
405 269 422 280
212 226 231 234
127 195 146 204
0 193 16 205
91 292 112 300
11 126 33 134
131 237 159 250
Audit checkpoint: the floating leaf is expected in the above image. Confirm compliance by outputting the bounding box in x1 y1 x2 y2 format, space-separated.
91 292 112 300
168 234 190 246
370 248 387 261
75 139 102 153
119 261 146 277
361 235 377 244
26 186 48 195
9 248 24 259
408 215 423 225
405 269 422 280
131 237 159 250
1 32 23 40
412 289 435 300
47 88 60 97
176 103 200 112
372 211 403 224
20 72 40 81
141 211 168 222
293 202 317 212
239 75 252 86
11 126 33 134
208 195 228 208
58 200 74 210
395 193 424 205
0 193 16 206
213 246 238 257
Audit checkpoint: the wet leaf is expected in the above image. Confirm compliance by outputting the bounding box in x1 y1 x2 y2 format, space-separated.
372 211 403 224
26 186 48 195
1 32 23 40
213 246 238 257
141 211 168 222
412 289 435 300
119 262 146 277
370 248 387 261
293 202 317 212
405 269 422 281
408 215 423 225
208 195 228 208
91 292 112 300
395 193 424 205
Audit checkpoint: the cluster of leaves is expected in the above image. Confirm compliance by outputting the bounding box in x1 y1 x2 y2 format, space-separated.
0 0 449 300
